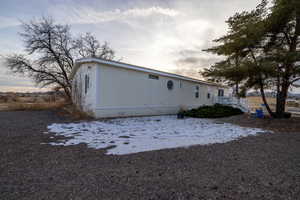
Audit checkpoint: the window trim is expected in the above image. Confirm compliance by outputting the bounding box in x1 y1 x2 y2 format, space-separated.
218 89 224 97
167 80 174 90
149 74 159 80
84 74 89 94
207 93 210 99
195 85 199 98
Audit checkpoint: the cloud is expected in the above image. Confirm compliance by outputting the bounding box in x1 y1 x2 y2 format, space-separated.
173 48 222 79
176 54 221 69
0 16 20 29
49 6 181 25
177 57 199 65
112 17 219 73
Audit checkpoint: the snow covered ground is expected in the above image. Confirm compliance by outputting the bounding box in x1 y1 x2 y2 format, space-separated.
47 115 269 155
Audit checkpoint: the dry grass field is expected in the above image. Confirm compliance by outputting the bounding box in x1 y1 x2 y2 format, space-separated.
0 102 67 111
247 96 277 112
247 96 300 116
0 92 66 111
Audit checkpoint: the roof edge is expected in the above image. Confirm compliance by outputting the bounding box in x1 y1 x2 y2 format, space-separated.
70 57 228 88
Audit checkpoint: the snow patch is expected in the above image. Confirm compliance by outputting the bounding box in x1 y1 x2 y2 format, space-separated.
47 115 269 155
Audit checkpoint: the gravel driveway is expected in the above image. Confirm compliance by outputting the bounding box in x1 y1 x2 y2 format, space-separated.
0 111 300 200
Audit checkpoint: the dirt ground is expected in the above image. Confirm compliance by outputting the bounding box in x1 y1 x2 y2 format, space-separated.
0 111 300 200
218 114 300 133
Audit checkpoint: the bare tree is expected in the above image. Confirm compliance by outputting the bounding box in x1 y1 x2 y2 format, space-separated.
74 33 116 60
4 17 116 99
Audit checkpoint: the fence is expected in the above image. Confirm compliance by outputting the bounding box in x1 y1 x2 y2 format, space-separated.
213 96 250 113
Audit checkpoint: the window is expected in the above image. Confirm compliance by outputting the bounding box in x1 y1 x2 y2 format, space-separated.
167 80 174 90
218 89 224 97
85 74 90 94
207 93 210 99
179 80 182 88
195 86 199 98
149 74 159 80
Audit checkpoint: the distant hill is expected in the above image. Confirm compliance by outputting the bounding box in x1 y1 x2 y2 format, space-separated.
247 91 300 99
0 91 64 97
247 91 276 98
288 93 300 99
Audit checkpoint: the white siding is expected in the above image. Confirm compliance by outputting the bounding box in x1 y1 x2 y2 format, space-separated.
90 63 227 118
72 63 98 115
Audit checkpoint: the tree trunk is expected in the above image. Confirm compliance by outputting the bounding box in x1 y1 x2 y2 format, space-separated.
275 82 289 118
235 82 239 97
63 86 72 102
276 92 286 118
259 83 276 118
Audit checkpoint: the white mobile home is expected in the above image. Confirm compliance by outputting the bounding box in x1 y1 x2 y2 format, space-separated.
70 58 228 118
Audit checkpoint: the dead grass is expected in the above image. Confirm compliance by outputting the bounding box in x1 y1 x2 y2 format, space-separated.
4 101 67 111
246 96 276 113
60 104 92 120
247 96 276 107
247 96 300 117
287 101 300 107
247 97 300 108
0 100 92 120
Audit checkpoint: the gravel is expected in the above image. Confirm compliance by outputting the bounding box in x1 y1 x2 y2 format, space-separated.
0 111 300 200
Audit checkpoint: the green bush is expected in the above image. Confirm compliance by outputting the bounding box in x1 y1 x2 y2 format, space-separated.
180 104 243 118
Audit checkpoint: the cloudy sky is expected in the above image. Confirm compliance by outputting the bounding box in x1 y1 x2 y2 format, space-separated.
0 0 261 92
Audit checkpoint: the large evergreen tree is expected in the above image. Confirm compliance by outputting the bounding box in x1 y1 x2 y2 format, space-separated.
203 0 300 118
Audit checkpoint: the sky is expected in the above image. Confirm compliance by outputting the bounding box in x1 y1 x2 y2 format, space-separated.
0 0 261 92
